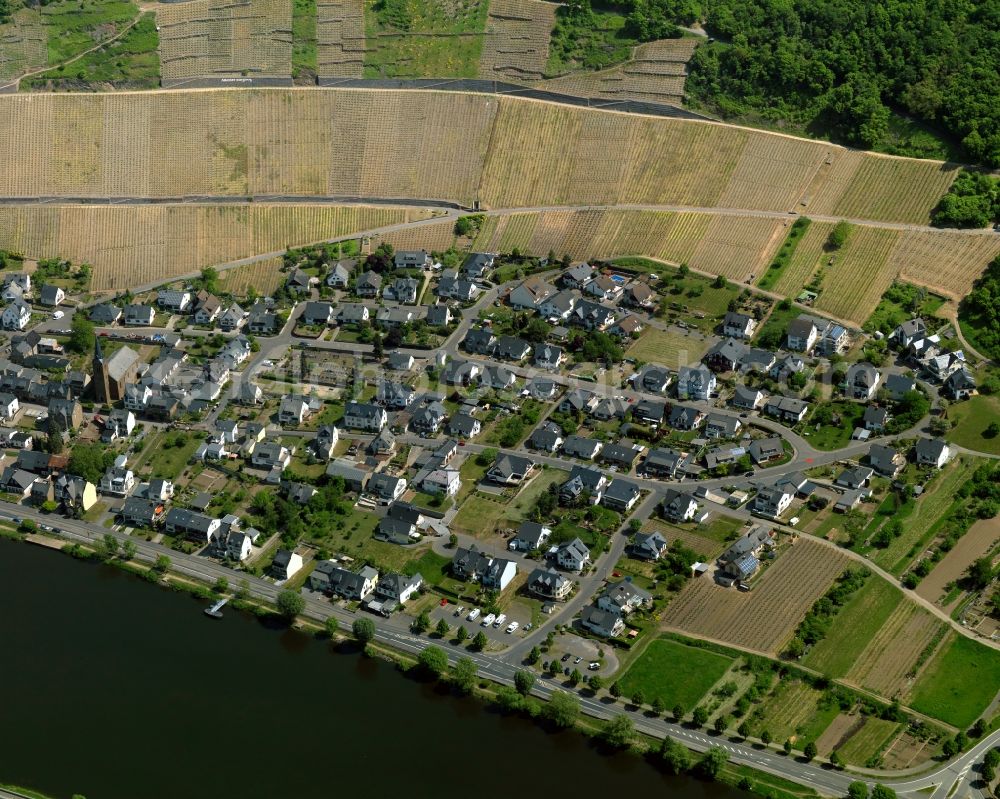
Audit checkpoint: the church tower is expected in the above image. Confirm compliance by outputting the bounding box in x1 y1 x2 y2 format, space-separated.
93 335 112 404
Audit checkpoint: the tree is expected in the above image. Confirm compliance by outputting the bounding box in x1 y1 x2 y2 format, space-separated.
99 533 120 560
602 714 635 749
411 609 431 634
68 315 95 354
737 720 751 739
526 645 541 665
871 785 897 799
660 737 691 774
545 691 579 729
325 616 340 638
456 625 469 643
847 783 869 799
568 668 582 687
352 617 376 644
213 575 228 593
967 557 996 589
69 443 111 484
760 729 772 746
435 617 450 637
276 589 305 619
692 706 709 726
514 669 536 696
588 675 605 692
47 430 64 455
451 656 478 693
827 221 851 250
804 741 818 761
696 746 728 778
153 554 170 573
609 681 621 699
631 689 645 707
121 539 137 561
784 739 793 755
713 714 729 734
372 333 384 360
418 645 448 678
829 750 842 769
673 704 685 722
470 630 489 651
652 696 666 716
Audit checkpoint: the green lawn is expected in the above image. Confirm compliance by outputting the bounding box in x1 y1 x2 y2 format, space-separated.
863 282 946 335
403 550 451 585
908 635 1000 728
798 401 865 451
617 638 734 709
838 717 900 766
947 394 1000 456
546 2 635 75
150 434 202 480
804 579 902 676
506 469 568 521
627 328 708 368
451 493 510 538
754 302 801 349
291 0 317 77
37 0 139 65
758 218 811 292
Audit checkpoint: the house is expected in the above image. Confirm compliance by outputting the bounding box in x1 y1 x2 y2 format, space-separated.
764 395 809 424
676 364 716 401
325 261 354 288
592 396 630 421
310 562 378 600
1 281 23 303
602 479 641 512
579 606 625 638
0 392 18 420
533 344 565 370
754 485 794 518
527 567 572 600
301 301 334 326
355 270 382 298
100 456 135 496
868 444 905 477
586 274 623 302
496 336 532 361
822 324 850 355
270 549 303 581
487 453 535 485
834 488 869 513
462 252 496 280
89 303 122 325
732 385 765 411
377 380 416 409
102 409 136 443
121 496 161 528
39 284 65 307
2 272 30 293
554 538 592 572
279 396 310 426
723 311 757 339
835 465 874 489
250 442 291 471
387 352 414 371
374 572 423 604
394 249 431 270
632 365 672 394
481 364 517 391
668 404 704 431
890 319 927 349
633 398 666 424
629 530 669 561
562 435 602 460
375 307 420 329
885 373 917 401
343 402 387 432
326 459 370 492
448 413 481 439
770 354 805 381
704 338 749 373
223 531 253 562
642 447 689 478
48 398 83 433
463 328 496 355
530 421 564 453
383 277 419 304
121 303 154 327
846 363 881 400
571 299 616 331
337 303 371 324
944 368 977 400
748 436 785 465
561 263 594 289
539 289 578 321
282 481 317 505
368 472 407 503
510 521 551 552
146 478 174 502
157 290 191 313
560 465 609 505
509 276 557 310
285 267 313 294
863 405 889 432
249 304 281 335
718 525 774 580
164 508 220 542
661 489 699 522
482 558 518 591
193 295 221 325
451 545 494 582
375 515 417 545
704 413 742 439
2 301 31 331
598 580 652 615
436 271 478 303
600 441 641 470
410 401 447 436
309 425 339 460
421 468 461 496
915 437 951 469
624 282 654 308
740 348 777 375
52 475 97 512
560 388 598 415
0 466 36 497
427 306 453 327
787 316 819 352
443 359 481 386
237 381 264 406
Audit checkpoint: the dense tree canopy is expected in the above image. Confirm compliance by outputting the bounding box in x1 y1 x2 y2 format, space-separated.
933 172 1000 228
686 0 1000 164
960 254 1000 359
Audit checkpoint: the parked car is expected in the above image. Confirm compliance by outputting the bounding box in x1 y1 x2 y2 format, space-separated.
493 614 507 628
454 605 465 617
505 621 519 634
588 662 601 671
466 608 480 622
561 653 571 662
573 656 582 664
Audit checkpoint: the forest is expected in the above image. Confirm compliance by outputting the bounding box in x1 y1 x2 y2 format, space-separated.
960 254 1000 360
685 0 1000 165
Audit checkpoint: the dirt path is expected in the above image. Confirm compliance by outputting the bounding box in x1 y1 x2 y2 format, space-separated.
941 301 994 365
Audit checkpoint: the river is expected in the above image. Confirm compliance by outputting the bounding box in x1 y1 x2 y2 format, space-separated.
0 538 747 799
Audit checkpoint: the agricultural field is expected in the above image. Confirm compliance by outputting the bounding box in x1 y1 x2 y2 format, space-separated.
946 395 1000 456
626 327 709 369
156 0 292 83
617 637 734 710
826 716 900 765
661 538 849 656
749 679 837 745
0 203 426 291
217 257 285 296
804 578 902 677
908 634 1000 728
478 0 555 81
891 230 1000 302
641 517 738 560
362 0 489 78
812 226 901 325
316 0 364 77
843 601 945 699
535 37 696 106
917 515 1000 608
451 468 569 539
764 220 835 298
687 215 784 283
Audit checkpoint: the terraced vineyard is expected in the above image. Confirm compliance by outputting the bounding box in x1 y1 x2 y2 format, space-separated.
217 256 285 295
892 230 1000 301
813 226 900 324
156 0 292 83
766 220 835 298
316 0 365 77
687 215 784 282
662 538 849 656
0 6 47 84
479 0 554 81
